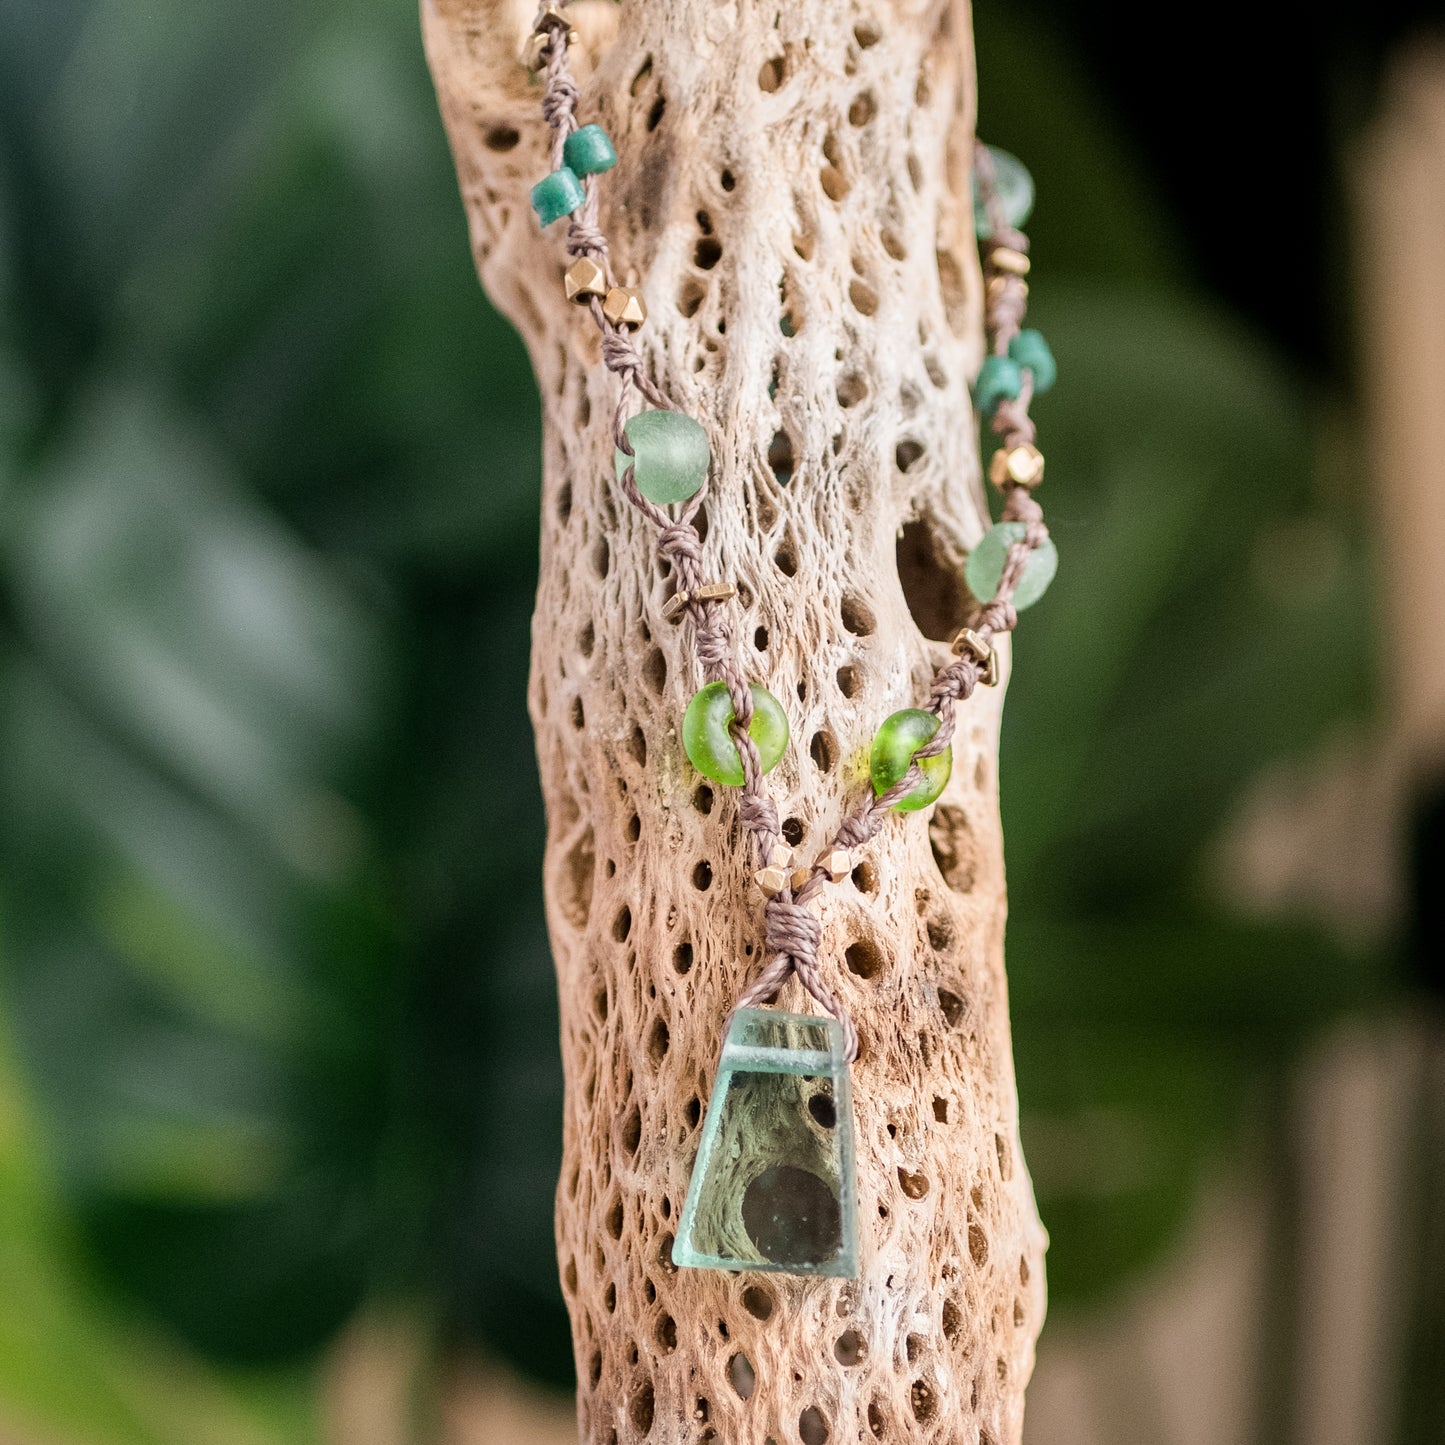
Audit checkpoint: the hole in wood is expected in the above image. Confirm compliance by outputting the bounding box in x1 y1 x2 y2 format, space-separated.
820 165 849 202
677 276 707 317
694 234 722 269
898 1167 929 1199
969 1221 989 1266
612 905 632 942
840 594 875 636
758 54 786 91
849 278 878 315
774 541 798 577
781 816 805 847
942 1298 962 1340
673 941 693 974
836 372 867 408
881 228 907 261
720 168 736 191
767 428 795 485
845 938 885 979
648 1017 670 1064
910 1380 937 1424
851 860 878 893
895 438 924 472
897 518 970 642
630 1382 655 1434
754 625 769 651
692 860 713 890
693 783 714 815
938 988 966 1028
742 1284 775 1320
933 1096 949 1123
854 19 880 46
835 1328 865 1365
728 1353 756 1399
647 92 666 130
809 730 836 772
848 91 877 126
799 1407 830 1444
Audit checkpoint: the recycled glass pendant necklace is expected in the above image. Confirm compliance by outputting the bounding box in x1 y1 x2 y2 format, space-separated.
526 5 1055 1278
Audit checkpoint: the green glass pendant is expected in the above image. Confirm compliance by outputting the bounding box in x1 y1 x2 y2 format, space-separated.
870 709 952 811
683 682 788 786
614 409 711 505
965 521 1058 611
530 167 585 226
563 123 618 176
972 145 1035 238
674 1008 858 1277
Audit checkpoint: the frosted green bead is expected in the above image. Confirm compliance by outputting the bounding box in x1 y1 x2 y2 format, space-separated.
614 410 711 505
563 124 617 176
870 709 952 813
1009 329 1056 393
683 682 789 787
965 521 1058 610
674 1008 858 1278
530 167 584 226
974 355 1022 418
972 145 1034 238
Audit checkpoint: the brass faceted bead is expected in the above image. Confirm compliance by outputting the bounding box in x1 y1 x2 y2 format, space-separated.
790 866 814 894
952 627 991 663
821 849 853 884
986 274 1028 305
988 444 1045 489
755 844 793 899
602 285 648 329
564 256 607 303
524 6 578 69
988 246 1031 276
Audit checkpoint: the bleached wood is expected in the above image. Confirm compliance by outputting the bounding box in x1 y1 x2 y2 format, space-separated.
422 2 1047 1439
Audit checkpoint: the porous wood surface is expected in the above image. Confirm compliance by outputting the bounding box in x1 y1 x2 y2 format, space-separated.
422 1 1048 1439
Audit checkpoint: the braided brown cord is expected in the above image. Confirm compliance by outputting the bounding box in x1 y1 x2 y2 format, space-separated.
535 13 1048 1062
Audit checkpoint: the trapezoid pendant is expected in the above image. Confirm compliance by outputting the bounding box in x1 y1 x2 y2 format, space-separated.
673 1007 859 1277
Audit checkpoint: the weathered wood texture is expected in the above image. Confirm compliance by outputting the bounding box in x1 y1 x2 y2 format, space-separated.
422 1 1047 1439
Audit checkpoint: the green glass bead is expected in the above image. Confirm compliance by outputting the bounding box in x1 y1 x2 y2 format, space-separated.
530 167 585 226
683 682 789 787
870 709 952 813
1008 329 1056 394
972 145 1035 238
563 123 617 176
674 1008 858 1278
614 409 711 505
974 355 1023 418
965 521 1058 611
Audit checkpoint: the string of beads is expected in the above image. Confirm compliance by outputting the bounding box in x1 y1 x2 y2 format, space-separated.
525 5 1057 1061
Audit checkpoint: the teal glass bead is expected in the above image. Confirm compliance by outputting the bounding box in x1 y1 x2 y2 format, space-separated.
683 682 789 787
614 409 711 505
530 167 584 226
563 123 617 176
965 521 1058 610
1008 329 1057 393
870 709 952 813
972 145 1035 238
674 1008 858 1278
974 355 1023 418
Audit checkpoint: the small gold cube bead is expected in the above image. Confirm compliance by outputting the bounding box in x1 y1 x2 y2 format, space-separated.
952 627 991 664
602 286 648 329
661 590 692 622
988 444 1045 489
821 849 853 883
564 256 607 303
988 246 1031 276
767 844 793 869
790 866 814 894
978 648 1000 687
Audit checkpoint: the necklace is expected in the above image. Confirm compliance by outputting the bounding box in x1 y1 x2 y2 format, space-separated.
526 3 1055 1280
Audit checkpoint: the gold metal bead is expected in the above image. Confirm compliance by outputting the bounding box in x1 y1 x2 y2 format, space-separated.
988 246 1031 276
602 286 648 329
821 849 853 884
790 866 815 894
977 648 1000 687
754 844 794 898
662 580 734 622
988 444 1045 489
564 256 607 303
952 627 991 664
986 274 1028 305
524 6 578 69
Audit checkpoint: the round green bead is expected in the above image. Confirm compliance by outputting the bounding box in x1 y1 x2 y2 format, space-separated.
972 145 1034 238
1008 329 1056 393
614 410 711 505
870 709 952 813
965 521 1058 610
563 123 618 176
531 167 584 226
974 355 1023 418
683 682 789 787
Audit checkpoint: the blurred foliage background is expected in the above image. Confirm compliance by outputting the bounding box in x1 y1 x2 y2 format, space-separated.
0 0 1435 1441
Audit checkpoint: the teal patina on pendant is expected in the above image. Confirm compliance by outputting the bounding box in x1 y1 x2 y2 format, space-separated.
674 1008 858 1278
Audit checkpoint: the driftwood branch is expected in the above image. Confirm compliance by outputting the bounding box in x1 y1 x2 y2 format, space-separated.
423 1 1047 1439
